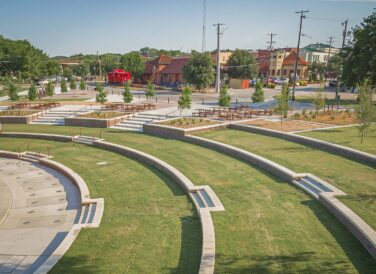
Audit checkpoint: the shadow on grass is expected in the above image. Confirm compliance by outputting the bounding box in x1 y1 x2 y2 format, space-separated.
302 200 376 273
215 251 355 274
49 254 102 274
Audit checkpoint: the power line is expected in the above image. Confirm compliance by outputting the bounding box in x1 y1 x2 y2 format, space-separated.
292 9 309 101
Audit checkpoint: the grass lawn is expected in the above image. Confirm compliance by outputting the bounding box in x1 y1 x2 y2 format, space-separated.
0 85 27 97
196 129 376 232
299 124 376 155
0 137 201 273
295 95 359 108
2 124 376 273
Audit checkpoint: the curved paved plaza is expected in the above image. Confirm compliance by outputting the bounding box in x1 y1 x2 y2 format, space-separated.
0 157 81 273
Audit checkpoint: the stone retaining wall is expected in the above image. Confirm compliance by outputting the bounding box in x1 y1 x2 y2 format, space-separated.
229 123 376 167
0 111 42 124
65 114 129 128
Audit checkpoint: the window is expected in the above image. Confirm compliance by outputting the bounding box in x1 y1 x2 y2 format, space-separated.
272 70 275 75
283 70 287 75
277 69 280 75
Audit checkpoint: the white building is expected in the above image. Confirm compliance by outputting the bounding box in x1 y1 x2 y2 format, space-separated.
299 43 340 65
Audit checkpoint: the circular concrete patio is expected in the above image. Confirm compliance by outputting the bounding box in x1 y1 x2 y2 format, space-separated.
0 157 81 274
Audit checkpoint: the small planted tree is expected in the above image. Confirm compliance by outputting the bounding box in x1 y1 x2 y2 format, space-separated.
28 84 38 101
146 80 155 99
356 79 375 143
218 85 231 107
95 84 107 104
313 86 326 111
123 81 133 103
177 86 192 116
274 83 290 125
61 79 68 92
79 78 86 90
8 83 19 101
252 81 264 102
46 81 54 96
70 79 77 90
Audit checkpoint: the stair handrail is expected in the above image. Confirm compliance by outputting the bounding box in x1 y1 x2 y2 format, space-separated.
67 104 92 118
164 107 182 119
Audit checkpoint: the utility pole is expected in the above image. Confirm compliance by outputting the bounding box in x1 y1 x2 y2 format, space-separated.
336 19 348 100
325 36 334 87
266 32 277 81
97 51 102 81
213 23 225 93
202 0 206 52
291 10 309 101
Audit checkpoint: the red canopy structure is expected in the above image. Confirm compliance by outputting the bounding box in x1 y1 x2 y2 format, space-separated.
107 69 132 85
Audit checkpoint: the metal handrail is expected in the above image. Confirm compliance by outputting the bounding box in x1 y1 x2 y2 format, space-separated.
67 104 92 117
164 107 182 119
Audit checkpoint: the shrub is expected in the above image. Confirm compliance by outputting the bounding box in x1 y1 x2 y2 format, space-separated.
302 109 307 115
123 81 133 103
293 113 300 118
80 79 86 90
60 79 68 92
8 83 19 101
70 79 77 90
252 81 264 102
218 85 231 107
146 80 155 98
95 84 107 104
28 84 38 101
46 82 54 96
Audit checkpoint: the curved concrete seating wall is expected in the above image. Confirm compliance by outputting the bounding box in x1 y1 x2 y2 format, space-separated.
229 123 376 166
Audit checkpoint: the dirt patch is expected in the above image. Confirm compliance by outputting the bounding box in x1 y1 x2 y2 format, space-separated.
80 111 126 119
241 119 332 132
295 110 357 126
159 118 220 129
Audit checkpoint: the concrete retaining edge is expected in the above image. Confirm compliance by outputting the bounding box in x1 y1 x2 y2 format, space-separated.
1 132 223 274
229 123 376 167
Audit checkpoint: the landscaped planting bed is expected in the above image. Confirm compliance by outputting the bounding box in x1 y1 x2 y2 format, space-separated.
79 111 125 119
294 110 357 125
2 124 376 272
241 118 332 132
196 128 376 233
0 110 39 116
158 118 219 129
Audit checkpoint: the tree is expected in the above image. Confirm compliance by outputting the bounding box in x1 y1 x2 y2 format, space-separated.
274 83 290 125
45 61 60 76
70 79 77 90
8 83 19 101
120 52 145 78
356 79 375 143
60 79 68 92
182 52 214 91
313 87 326 111
80 78 86 90
46 81 54 96
342 10 376 87
218 85 231 107
63 67 73 80
95 84 107 103
252 81 264 102
28 84 38 101
146 80 155 98
177 86 192 115
226 49 258 79
123 81 133 103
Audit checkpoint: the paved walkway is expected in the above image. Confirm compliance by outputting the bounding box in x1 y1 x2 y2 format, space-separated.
0 157 81 273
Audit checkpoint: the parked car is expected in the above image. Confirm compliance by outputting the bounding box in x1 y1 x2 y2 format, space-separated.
328 80 338 87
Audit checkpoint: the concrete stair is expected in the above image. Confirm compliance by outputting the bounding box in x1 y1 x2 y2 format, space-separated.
31 109 91 125
111 112 169 132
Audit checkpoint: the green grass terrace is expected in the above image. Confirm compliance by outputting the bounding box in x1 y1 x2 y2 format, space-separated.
1 124 376 273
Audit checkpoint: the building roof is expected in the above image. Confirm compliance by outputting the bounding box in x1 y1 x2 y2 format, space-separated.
160 57 190 74
143 55 174 74
304 43 331 50
282 51 308 66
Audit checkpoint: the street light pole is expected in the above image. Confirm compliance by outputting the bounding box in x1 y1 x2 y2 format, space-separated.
291 10 309 101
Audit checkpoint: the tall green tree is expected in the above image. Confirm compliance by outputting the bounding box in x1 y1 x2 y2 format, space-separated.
145 80 155 98
8 83 19 101
63 67 73 80
274 83 290 125
46 81 54 96
80 78 86 90
70 79 77 90
123 81 133 103
356 79 375 143
226 49 258 79
218 85 231 107
95 84 107 104
342 10 376 86
182 52 214 91
120 52 145 78
252 81 264 103
60 79 68 92
177 86 192 115
45 61 60 76
28 84 38 101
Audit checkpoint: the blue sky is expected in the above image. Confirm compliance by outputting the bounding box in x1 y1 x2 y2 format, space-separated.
0 0 375 56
